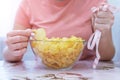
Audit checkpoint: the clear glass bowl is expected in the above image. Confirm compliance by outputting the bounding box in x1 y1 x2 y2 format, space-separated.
30 40 85 70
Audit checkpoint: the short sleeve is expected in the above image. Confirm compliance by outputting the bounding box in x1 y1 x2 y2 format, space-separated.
14 0 31 28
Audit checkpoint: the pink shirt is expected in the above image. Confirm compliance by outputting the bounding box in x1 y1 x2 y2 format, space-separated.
15 0 106 59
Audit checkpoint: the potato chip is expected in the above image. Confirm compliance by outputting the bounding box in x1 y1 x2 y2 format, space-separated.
33 28 46 40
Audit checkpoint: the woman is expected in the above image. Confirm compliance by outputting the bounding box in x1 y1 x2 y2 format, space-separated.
3 0 115 62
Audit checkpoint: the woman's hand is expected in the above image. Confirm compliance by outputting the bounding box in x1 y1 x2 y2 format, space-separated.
92 8 114 32
6 29 32 57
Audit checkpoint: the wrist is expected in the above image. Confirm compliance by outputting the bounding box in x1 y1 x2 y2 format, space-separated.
3 47 23 62
100 28 112 39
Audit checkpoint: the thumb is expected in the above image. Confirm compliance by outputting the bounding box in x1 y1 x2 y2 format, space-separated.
25 29 33 36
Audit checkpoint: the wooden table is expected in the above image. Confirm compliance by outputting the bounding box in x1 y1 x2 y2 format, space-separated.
0 60 120 80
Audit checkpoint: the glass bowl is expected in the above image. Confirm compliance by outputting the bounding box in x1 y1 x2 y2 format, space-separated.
30 39 85 70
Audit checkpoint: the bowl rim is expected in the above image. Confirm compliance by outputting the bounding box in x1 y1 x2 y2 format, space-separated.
30 40 85 42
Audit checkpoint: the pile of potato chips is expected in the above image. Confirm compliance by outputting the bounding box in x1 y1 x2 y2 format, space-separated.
31 28 84 69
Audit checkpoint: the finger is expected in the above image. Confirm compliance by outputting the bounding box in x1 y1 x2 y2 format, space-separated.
92 12 97 25
12 48 27 56
95 18 114 24
7 36 29 44
96 11 113 18
7 29 32 38
8 42 28 51
99 5 108 12
94 23 111 31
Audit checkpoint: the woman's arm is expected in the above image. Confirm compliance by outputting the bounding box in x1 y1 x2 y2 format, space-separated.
98 27 115 60
3 25 32 62
93 8 115 60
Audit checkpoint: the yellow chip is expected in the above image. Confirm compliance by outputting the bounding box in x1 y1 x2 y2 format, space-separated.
34 28 46 40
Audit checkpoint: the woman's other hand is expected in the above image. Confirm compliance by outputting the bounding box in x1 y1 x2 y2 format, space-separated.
92 7 114 32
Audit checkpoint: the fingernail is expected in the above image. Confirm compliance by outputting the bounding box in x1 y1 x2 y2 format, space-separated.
30 33 35 40
102 5 108 11
26 29 32 33
91 7 98 13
